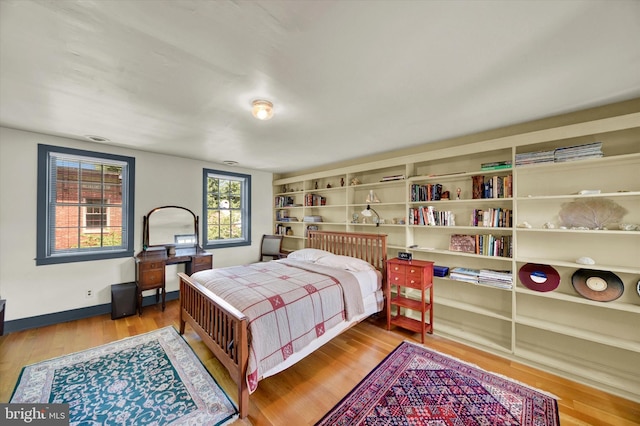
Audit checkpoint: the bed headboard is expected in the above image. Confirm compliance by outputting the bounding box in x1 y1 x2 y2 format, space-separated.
306 231 387 274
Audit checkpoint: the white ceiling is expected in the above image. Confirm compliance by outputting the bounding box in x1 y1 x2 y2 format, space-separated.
1 0 639 174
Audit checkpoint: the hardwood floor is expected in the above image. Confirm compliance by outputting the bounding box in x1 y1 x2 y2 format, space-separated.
1 299 638 425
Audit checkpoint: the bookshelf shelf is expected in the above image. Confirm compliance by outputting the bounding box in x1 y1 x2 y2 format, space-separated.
434 319 512 353
515 315 640 352
409 225 513 230
436 296 511 321
515 257 639 274
516 191 640 201
515 287 640 313
515 227 639 236
273 104 640 402
408 168 513 183
409 198 513 205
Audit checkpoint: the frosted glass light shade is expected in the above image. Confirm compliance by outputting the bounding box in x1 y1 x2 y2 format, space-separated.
252 100 274 120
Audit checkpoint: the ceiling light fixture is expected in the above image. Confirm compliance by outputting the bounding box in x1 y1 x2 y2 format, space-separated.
223 160 238 166
252 99 274 120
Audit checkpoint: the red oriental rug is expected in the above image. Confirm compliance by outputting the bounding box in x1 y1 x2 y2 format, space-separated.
316 341 559 426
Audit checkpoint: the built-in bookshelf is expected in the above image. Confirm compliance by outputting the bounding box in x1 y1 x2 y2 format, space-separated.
273 102 640 402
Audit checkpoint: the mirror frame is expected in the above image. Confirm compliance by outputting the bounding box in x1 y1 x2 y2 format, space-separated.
142 205 199 250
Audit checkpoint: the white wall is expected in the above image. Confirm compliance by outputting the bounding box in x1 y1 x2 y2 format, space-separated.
0 127 273 321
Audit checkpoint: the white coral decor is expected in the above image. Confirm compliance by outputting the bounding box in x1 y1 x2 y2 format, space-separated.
559 198 627 230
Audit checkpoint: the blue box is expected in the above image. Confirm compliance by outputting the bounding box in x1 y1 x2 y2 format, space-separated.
433 265 449 277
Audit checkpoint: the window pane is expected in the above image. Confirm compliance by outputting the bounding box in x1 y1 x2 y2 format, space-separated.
55 180 79 203
37 144 135 265
203 169 250 248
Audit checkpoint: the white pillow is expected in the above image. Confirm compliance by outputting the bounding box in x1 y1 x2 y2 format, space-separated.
286 248 333 263
316 254 375 272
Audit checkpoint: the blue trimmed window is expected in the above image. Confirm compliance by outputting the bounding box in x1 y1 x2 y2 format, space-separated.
203 169 251 248
36 144 135 265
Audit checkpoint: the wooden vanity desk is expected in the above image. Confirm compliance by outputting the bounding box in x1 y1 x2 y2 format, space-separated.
135 247 212 314
136 205 212 315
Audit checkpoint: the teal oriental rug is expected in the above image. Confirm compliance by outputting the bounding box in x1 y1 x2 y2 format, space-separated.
316 341 559 425
10 326 238 425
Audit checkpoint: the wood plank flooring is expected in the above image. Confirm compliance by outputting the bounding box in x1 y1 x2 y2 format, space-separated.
1 299 638 425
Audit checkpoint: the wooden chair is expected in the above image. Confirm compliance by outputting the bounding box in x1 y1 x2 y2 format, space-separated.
260 234 287 261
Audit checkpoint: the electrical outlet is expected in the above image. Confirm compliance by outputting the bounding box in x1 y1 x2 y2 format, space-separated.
86 290 93 298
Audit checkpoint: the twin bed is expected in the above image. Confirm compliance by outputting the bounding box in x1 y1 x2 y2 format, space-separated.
177 231 387 418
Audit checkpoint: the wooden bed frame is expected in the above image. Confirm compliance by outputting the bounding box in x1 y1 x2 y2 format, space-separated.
177 230 387 418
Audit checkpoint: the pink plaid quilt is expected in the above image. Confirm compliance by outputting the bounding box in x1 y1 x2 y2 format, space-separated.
191 259 365 393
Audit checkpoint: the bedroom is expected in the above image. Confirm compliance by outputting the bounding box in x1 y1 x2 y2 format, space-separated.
1 1 639 425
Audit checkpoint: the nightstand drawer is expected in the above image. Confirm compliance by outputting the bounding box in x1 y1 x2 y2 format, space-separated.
406 265 422 278
389 263 407 274
404 275 423 289
389 271 406 285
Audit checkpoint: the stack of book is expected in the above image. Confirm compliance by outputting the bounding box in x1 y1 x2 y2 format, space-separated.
278 217 298 222
554 142 603 162
276 210 299 222
515 149 555 166
303 215 323 222
380 174 405 182
478 269 513 289
480 160 511 171
449 267 480 284
449 267 512 289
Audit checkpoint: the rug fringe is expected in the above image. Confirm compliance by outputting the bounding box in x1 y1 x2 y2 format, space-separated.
221 414 240 426
402 340 560 400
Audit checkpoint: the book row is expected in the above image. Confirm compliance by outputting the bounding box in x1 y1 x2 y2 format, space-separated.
471 208 512 228
409 206 455 226
407 206 512 228
471 174 513 199
305 193 326 206
449 234 513 258
274 196 302 208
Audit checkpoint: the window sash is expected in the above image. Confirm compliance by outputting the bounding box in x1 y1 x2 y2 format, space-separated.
203 169 251 248
37 145 135 264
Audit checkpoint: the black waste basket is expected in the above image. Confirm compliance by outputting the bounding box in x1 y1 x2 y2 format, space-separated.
111 282 137 320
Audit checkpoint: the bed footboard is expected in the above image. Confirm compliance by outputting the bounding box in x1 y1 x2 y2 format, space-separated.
178 272 250 418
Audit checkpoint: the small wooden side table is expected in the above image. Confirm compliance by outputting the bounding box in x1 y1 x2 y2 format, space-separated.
386 258 434 343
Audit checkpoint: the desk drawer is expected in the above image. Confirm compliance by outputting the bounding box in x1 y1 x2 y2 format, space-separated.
139 261 164 271
193 255 212 268
138 269 164 289
190 255 212 273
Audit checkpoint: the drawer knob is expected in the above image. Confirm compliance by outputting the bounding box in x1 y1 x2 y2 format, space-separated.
410 269 416 273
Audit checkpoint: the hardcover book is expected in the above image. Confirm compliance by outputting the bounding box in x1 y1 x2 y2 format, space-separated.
449 234 476 253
